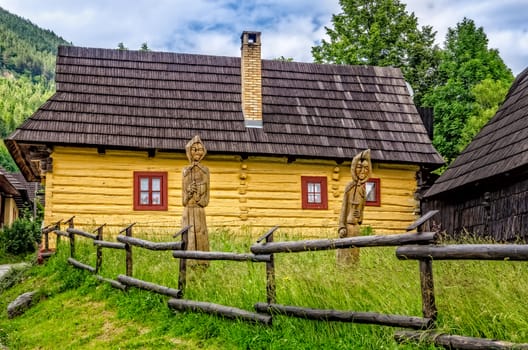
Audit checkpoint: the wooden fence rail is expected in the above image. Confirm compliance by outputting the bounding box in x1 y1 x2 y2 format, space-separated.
171 250 271 262
250 231 436 255
396 244 528 261
254 303 433 330
168 299 272 325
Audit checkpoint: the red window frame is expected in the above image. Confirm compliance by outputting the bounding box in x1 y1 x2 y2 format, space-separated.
301 176 328 210
133 172 168 211
365 178 381 206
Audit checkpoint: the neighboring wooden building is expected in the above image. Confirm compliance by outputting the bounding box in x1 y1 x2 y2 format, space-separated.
422 68 528 241
0 167 36 226
6 32 443 236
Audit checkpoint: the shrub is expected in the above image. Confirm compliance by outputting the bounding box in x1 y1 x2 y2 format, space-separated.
0 209 41 255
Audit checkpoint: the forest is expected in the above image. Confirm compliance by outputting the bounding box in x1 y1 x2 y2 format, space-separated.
0 7 70 171
0 1 517 173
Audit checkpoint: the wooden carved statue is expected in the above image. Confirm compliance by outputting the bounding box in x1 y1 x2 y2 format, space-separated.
182 135 210 266
337 149 371 265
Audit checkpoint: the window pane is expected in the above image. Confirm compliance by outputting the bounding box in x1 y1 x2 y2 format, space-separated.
140 191 150 204
366 182 376 202
307 182 322 203
140 178 149 191
152 178 161 191
308 192 321 203
308 183 320 194
152 192 161 205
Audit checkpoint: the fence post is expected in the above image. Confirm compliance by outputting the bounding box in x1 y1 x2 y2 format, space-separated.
94 224 106 274
407 210 439 322
255 226 279 305
65 216 75 258
175 226 190 293
266 232 276 304
123 224 135 277
419 259 437 321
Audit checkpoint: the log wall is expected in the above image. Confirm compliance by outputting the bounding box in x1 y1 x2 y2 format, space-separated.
44 146 421 236
422 176 528 241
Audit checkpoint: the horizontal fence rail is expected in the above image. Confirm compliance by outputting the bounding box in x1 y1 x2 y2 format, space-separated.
67 228 98 240
396 244 528 261
394 330 528 349
93 240 126 249
250 231 436 255
95 275 126 290
168 299 272 325
116 235 184 251
254 303 433 330
117 275 182 298
67 257 95 273
54 230 70 238
172 250 271 262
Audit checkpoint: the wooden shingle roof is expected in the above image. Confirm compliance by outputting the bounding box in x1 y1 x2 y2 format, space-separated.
6 45 443 181
425 68 528 198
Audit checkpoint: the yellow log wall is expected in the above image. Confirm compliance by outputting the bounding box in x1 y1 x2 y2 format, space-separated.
44 147 420 238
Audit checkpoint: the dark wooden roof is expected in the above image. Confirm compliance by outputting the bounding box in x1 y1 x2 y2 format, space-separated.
0 167 19 197
7 45 443 181
425 68 528 198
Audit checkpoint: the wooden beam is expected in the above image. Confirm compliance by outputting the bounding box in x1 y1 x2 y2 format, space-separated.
255 303 432 330
67 257 95 273
117 275 182 298
117 235 184 251
93 240 126 250
397 244 528 261
67 228 98 240
54 230 70 238
95 275 126 290
172 250 271 262
251 231 436 255
406 210 439 231
168 299 272 325
394 330 528 349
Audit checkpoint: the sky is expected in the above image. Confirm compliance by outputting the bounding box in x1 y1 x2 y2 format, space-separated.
0 0 526 76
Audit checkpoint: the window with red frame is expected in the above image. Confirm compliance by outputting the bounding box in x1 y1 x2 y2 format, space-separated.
301 176 328 210
365 178 381 206
133 172 168 210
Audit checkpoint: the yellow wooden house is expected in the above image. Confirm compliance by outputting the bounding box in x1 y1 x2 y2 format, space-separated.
6 31 443 237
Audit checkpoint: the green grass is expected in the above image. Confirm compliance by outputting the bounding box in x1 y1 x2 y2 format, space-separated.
1 229 528 349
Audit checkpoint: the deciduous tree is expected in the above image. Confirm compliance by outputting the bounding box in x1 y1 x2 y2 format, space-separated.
311 0 440 106
423 18 513 164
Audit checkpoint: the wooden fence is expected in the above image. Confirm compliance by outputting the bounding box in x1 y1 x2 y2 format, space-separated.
39 211 528 349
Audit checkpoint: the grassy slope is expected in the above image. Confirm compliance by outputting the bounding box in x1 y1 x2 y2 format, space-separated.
1 230 528 349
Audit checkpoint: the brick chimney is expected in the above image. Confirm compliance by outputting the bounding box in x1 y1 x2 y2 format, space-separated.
240 31 262 126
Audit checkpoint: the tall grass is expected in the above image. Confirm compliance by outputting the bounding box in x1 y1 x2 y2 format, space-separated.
2 229 528 349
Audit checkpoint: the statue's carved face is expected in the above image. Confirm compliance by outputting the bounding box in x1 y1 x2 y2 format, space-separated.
190 142 204 162
355 160 370 181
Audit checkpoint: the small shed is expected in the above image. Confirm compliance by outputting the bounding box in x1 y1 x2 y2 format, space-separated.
422 68 528 240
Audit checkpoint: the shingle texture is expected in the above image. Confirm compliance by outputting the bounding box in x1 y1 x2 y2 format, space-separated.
7 46 442 177
425 68 528 197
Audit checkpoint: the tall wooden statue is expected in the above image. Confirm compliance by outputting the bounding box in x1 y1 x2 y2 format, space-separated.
337 149 371 265
182 135 210 267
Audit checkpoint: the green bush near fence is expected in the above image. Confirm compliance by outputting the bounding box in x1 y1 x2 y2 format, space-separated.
0 209 41 256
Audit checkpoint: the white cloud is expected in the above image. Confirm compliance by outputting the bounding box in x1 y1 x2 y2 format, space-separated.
0 0 525 74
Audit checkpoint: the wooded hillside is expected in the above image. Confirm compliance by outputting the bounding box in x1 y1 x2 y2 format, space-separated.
0 6 70 170
0 7 69 80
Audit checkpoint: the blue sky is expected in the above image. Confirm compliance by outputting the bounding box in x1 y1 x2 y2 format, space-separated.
0 0 526 75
